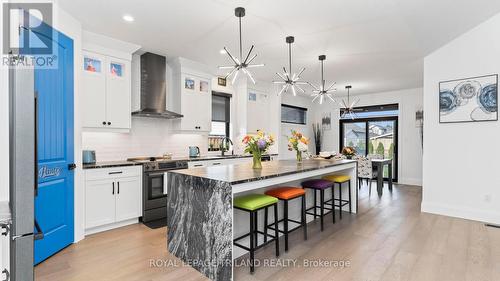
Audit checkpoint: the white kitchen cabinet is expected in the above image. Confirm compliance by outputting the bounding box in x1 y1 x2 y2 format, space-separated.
82 51 132 130
171 58 212 132
247 89 271 134
173 73 212 131
85 166 142 234
115 176 142 222
85 178 116 229
0 225 9 281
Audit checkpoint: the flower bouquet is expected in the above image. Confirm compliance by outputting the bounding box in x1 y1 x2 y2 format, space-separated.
341 146 356 159
288 130 309 162
242 131 275 169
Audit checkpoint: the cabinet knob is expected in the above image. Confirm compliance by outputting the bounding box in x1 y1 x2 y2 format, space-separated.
102 121 106 125
107 122 111 125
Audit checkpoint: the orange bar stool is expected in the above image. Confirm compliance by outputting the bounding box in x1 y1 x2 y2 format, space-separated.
265 187 307 252
322 174 352 219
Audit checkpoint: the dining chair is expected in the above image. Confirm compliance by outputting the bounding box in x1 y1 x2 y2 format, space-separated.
355 156 377 196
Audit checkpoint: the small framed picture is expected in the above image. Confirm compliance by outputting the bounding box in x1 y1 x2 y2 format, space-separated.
110 63 123 77
218 77 227 87
248 92 257 101
200 81 209 92
84 57 101 73
185 78 195 90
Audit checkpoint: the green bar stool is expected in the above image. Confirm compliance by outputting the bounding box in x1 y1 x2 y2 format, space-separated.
233 194 280 274
322 174 352 219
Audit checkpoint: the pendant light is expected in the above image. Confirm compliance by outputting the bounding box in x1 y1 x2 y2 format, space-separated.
218 7 264 85
273 36 308 96
308 55 336 104
340 85 360 119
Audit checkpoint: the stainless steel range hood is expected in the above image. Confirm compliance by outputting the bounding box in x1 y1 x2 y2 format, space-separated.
132 52 183 119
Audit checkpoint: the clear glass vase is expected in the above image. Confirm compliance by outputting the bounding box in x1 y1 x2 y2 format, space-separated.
252 153 262 169
296 150 303 162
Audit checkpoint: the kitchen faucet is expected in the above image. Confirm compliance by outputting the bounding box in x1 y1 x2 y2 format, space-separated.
220 137 234 156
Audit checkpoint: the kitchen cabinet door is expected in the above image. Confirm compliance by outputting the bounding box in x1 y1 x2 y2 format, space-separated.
247 90 270 134
85 179 116 229
179 74 212 131
106 57 131 129
115 176 142 222
82 51 107 128
0 225 8 281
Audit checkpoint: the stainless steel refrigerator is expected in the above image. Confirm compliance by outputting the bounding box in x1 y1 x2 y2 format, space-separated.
8 63 37 281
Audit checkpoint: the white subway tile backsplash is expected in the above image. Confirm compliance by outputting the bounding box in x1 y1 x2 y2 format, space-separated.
82 118 208 161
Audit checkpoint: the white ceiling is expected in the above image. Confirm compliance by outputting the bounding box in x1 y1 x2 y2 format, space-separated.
58 0 500 95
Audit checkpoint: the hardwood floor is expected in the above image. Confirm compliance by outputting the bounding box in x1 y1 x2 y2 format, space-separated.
35 184 500 281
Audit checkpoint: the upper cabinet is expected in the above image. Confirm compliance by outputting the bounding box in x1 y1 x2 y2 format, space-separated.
81 31 140 132
247 89 271 134
170 57 212 132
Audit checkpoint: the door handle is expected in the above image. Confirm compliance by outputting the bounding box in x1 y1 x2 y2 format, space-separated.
117 182 120 194
112 182 115 195
34 219 44 241
68 163 77 170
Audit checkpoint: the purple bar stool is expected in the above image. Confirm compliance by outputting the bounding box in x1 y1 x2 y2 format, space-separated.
301 179 335 231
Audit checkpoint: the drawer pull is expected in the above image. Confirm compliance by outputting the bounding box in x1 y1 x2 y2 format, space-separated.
212 163 221 165
109 171 123 175
194 164 203 167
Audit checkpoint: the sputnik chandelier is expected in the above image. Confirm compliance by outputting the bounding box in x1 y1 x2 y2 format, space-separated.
218 7 264 84
340 85 360 119
308 55 336 104
273 36 308 96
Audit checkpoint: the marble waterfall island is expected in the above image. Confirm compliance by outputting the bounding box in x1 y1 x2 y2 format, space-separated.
167 159 357 281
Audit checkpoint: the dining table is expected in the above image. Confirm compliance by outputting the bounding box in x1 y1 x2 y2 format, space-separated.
371 158 393 196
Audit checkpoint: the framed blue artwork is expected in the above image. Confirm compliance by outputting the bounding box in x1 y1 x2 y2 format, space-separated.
439 74 498 123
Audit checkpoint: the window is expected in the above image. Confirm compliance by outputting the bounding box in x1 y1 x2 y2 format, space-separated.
339 104 399 181
209 92 231 151
281 104 307 125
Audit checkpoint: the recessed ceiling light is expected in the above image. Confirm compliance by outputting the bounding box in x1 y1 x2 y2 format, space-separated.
219 49 227 54
122 15 134 22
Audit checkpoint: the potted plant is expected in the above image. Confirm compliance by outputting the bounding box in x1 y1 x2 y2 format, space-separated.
242 131 275 169
288 130 309 162
312 122 323 155
341 146 356 159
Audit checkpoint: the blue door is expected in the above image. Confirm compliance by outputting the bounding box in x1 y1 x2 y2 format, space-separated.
30 23 74 265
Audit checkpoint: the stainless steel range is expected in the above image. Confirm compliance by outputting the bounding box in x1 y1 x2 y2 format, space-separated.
128 157 188 227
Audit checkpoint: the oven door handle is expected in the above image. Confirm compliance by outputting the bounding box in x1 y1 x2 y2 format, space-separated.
148 172 166 177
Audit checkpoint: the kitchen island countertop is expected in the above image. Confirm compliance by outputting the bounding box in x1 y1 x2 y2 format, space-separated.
171 158 356 184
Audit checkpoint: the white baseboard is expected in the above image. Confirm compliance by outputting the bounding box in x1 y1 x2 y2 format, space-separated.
421 201 500 225
398 177 422 186
84 218 139 236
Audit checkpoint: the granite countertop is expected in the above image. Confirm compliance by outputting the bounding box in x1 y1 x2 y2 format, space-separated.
82 154 278 169
0 201 11 224
82 160 143 170
170 158 356 184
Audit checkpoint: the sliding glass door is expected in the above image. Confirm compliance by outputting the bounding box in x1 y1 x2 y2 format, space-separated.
340 116 398 182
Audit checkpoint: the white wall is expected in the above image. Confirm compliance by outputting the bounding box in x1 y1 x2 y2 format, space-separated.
422 13 500 225
313 88 423 185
